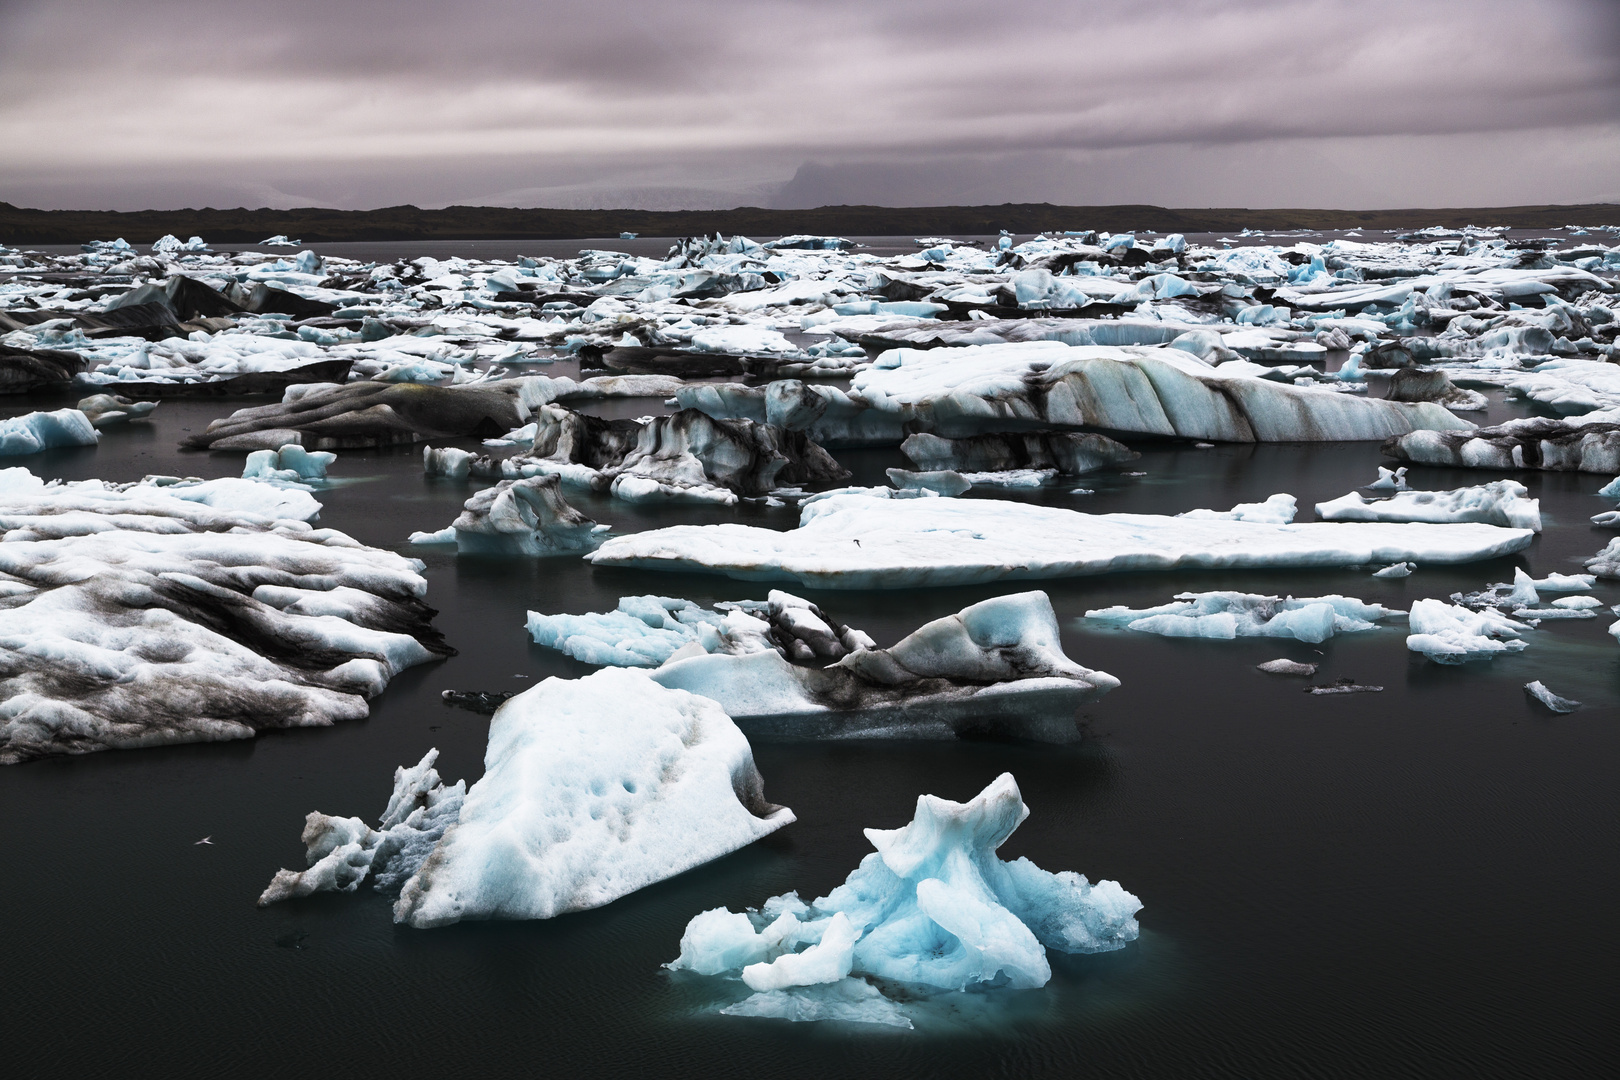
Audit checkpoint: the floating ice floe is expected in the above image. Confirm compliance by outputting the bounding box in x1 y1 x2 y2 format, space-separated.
390 668 795 927
649 591 1118 742
76 394 157 428
1367 466 1409 491
585 490 1535 589
526 590 871 668
242 443 335 483
1177 493 1298 524
259 749 466 904
1523 681 1580 713
1405 599 1529 664
1588 538 1620 578
666 772 1141 1029
0 469 450 763
1257 659 1318 676
1373 561 1415 578
1085 592 1399 643
1314 480 1541 531
408 475 607 555
0 408 98 456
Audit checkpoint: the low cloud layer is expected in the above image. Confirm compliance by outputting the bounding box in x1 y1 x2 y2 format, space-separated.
1 0 1616 211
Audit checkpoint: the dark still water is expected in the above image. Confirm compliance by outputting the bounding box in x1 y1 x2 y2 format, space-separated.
2 386 1615 1079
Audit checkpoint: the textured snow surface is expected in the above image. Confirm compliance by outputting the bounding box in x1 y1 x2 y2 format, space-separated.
392 668 794 927
667 772 1141 1027
587 491 1535 589
1315 480 1541 531
650 591 1118 742
0 470 449 763
259 749 467 904
1085 592 1399 643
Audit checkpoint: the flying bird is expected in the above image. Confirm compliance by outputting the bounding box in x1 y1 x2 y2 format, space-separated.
195 836 213 845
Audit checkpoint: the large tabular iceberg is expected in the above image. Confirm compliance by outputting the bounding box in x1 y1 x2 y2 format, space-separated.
0 469 451 763
847 342 1472 443
650 591 1119 742
1085 592 1400 643
585 490 1535 589
1314 480 1542 532
392 668 794 927
666 772 1141 1028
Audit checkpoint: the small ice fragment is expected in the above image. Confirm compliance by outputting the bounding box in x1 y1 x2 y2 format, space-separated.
1373 562 1414 578
1069 487 1095 495
1193 442 1215 449
1523 681 1579 713
1367 466 1409 492
1552 596 1602 610
1532 573 1595 592
1305 678 1384 695
1257 659 1317 676
1598 476 1620 500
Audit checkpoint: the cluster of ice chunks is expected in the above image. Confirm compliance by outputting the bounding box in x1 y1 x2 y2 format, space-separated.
666 773 1141 1028
1085 592 1399 643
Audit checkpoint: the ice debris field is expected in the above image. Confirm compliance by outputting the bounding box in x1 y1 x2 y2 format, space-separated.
3 221 1617 1028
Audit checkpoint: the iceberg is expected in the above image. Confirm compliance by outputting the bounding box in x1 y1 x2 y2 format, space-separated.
0 408 99 456
1085 592 1398 643
900 431 1137 476
1523 681 1580 713
666 772 1141 1027
1314 480 1541 532
242 444 336 483
392 668 795 927
0 470 450 763
1406 599 1529 664
1586 538 1620 579
1384 416 1620 475
650 591 1119 742
526 591 871 668
76 394 157 428
848 343 1472 443
585 491 1535 590
259 749 466 904
408 475 608 555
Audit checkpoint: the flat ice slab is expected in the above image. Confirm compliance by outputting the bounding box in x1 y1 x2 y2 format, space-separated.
586 492 1535 589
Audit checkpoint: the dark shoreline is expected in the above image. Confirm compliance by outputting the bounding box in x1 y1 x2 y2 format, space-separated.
2 199 1616 245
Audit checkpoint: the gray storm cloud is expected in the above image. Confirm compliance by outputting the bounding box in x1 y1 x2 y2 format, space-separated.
0 0 1616 210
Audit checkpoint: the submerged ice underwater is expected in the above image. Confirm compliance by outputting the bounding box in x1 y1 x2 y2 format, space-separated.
0 225 1615 1075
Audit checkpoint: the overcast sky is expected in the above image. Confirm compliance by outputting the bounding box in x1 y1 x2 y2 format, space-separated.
1 0 1616 212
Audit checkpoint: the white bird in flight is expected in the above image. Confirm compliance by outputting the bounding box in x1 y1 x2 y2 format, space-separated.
195 836 213 845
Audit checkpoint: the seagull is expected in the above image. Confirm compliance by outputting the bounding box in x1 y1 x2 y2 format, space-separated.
853 539 861 547
195 836 213 845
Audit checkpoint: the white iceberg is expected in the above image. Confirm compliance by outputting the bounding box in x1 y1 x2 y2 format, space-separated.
1315 480 1541 532
392 668 795 927
76 394 157 428
1085 592 1398 643
586 490 1535 590
1523 681 1580 713
666 772 1141 1028
650 592 1117 742
1406 598 1530 664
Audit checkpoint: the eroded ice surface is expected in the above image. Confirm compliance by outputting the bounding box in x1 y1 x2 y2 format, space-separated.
408 474 608 555
392 668 794 927
1406 598 1530 664
0 408 98 456
586 491 1535 589
666 773 1141 1028
1315 480 1541 531
650 591 1118 742
1085 592 1399 643
259 749 467 904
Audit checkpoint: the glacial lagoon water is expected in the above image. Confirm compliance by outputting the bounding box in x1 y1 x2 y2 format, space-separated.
2 372 1614 1077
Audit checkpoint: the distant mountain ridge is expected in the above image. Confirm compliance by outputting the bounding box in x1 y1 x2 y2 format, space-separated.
1 200 1615 245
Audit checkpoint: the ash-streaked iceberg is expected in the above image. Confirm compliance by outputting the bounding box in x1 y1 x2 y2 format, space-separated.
0 470 451 763
526 591 871 668
585 490 1535 590
392 668 794 927
1084 592 1399 643
409 474 607 555
666 772 1141 1028
649 591 1118 742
